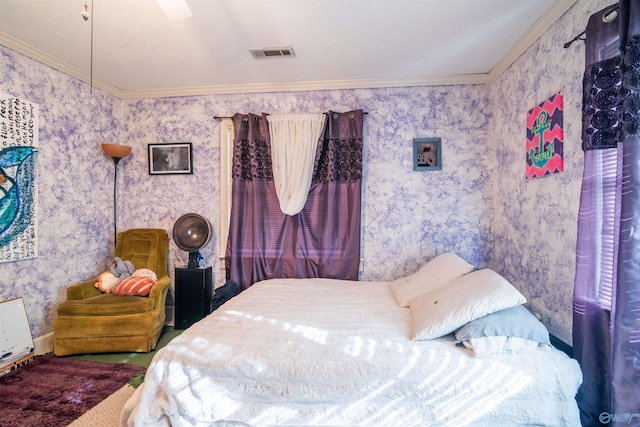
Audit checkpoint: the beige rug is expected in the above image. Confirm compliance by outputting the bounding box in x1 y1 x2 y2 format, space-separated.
68 384 135 427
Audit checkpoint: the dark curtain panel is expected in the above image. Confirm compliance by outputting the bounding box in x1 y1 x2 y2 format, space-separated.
225 110 363 291
573 2 640 425
612 0 640 421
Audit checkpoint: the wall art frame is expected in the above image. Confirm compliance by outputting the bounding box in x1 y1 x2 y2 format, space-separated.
0 92 39 263
148 142 193 175
413 137 442 171
526 92 563 179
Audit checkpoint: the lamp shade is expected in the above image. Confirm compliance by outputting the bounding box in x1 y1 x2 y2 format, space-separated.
101 143 132 159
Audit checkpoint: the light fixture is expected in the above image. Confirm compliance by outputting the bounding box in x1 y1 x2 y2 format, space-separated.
80 2 90 21
155 0 193 20
101 143 132 243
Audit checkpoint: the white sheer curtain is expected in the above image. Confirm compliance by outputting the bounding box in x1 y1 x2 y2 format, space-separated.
267 113 326 215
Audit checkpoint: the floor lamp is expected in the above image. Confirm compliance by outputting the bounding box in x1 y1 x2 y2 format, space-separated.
101 143 132 244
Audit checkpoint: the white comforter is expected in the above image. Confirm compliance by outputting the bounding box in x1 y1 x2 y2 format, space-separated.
122 278 582 426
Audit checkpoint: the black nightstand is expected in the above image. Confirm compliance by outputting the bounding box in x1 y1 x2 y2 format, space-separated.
175 266 214 329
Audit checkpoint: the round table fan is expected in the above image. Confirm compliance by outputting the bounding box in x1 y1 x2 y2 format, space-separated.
173 213 213 268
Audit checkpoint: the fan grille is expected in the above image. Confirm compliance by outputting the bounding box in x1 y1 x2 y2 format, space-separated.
172 213 212 252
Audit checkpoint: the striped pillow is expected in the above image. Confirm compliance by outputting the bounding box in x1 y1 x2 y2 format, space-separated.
113 276 156 296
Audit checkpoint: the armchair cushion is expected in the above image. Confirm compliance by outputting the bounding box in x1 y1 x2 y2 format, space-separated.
67 279 104 300
57 293 156 316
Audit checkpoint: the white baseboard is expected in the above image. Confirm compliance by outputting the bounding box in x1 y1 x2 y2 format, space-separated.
34 331 53 355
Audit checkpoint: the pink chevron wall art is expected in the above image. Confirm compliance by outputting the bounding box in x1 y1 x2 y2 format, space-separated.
526 92 564 179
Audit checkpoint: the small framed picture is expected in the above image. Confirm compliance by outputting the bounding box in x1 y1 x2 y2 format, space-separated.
413 137 442 171
148 143 193 175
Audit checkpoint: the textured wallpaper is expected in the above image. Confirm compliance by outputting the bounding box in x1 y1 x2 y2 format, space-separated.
490 0 612 343
120 86 494 299
0 45 123 338
0 0 602 343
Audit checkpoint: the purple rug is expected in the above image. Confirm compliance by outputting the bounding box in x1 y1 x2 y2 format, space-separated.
0 353 144 427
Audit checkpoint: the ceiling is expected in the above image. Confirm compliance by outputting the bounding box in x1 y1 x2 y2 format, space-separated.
0 0 578 99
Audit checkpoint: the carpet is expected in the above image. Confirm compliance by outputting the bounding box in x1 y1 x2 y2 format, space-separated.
70 326 182 368
70 326 182 388
0 353 144 427
69 384 136 427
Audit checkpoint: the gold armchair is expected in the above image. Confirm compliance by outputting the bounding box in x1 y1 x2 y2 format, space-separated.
53 228 170 356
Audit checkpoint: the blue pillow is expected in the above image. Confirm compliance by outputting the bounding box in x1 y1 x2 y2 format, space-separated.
455 305 551 345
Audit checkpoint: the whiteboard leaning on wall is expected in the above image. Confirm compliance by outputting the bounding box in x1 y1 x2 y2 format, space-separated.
0 297 34 374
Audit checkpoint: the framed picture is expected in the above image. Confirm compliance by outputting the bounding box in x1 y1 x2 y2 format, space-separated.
413 137 442 171
148 143 193 175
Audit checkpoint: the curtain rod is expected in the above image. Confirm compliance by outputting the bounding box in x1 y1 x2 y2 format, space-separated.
213 112 368 120
565 6 619 49
564 30 585 48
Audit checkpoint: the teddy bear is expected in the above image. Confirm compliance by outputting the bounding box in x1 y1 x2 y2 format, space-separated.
95 271 119 293
111 256 135 282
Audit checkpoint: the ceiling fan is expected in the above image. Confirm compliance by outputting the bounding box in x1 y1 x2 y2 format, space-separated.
80 0 192 91
81 0 192 21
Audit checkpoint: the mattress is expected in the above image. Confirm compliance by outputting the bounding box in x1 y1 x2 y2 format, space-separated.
121 278 582 426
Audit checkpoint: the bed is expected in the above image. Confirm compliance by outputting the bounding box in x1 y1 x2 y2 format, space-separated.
121 255 582 426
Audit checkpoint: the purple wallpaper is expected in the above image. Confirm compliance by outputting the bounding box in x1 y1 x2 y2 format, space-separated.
0 0 600 344
120 86 493 298
0 45 123 338
490 0 611 343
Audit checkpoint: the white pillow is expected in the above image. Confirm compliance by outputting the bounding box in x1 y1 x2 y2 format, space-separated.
389 253 474 307
409 269 526 340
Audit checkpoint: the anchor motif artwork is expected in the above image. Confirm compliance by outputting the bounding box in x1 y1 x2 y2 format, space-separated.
526 92 563 179
0 93 38 263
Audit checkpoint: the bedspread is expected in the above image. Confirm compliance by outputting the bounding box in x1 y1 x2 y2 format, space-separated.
122 278 582 426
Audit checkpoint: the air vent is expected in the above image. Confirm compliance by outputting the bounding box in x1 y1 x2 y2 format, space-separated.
249 47 295 59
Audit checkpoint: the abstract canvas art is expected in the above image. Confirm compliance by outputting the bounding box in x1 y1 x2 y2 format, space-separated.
526 92 563 179
0 93 38 263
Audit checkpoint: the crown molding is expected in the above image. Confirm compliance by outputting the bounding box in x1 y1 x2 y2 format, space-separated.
0 32 124 98
2 0 577 100
120 74 493 99
488 0 578 80
0 31 491 100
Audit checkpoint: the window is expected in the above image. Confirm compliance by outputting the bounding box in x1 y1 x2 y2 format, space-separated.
219 118 234 266
218 117 365 273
